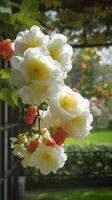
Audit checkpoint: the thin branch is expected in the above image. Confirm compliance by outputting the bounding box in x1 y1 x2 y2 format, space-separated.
72 43 112 48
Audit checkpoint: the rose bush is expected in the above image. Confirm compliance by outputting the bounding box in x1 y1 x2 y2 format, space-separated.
0 25 93 175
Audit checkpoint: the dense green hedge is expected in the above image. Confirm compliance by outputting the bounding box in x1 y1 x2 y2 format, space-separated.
62 144 112 177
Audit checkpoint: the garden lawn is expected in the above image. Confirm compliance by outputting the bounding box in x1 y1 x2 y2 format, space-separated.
65 129 112 146
22 188 112 200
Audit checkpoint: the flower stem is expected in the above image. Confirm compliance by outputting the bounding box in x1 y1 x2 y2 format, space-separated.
37 109 41 139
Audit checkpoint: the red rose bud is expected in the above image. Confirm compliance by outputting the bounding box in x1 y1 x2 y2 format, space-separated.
44 139 56 148
24 115 34 124
27 139 39 153
26 105 37 116
0 39 13 62
24 105 37 124
51 127 68 146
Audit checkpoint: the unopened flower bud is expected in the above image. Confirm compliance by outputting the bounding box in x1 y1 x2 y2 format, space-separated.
27 139 39 153
0 39 13 62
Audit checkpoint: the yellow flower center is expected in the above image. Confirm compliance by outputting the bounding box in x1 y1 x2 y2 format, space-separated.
42 152 52 161
59 95 77 111
71 116 83 126
25 59 49 80
49 46 60 60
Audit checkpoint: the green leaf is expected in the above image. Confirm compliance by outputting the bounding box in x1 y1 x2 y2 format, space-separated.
20 0 39 16
0 88 17 107
0 88 20 108
20 17 40 28
10 2 21 10
11 92 20 107
10 0 40 31
0 79 12 89
0 68 11 79
49 126 55 133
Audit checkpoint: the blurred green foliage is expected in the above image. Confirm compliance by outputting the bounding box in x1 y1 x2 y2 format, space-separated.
22 189 112 200
69 47 112 99
65 129 112 146
63 144 112 178
39 0 112 45
1 0 112 43
0 0 39 39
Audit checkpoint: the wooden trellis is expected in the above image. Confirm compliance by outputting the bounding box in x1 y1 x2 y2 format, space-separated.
0 100 20 200
0 62 20 200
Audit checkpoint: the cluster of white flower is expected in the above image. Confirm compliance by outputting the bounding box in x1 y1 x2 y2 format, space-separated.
11 26 72 105
11 25 93 175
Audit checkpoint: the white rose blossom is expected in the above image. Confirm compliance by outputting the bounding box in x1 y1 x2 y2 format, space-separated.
11 47 64 105
50 85 91 120
31 143 67 175
13 25 49 56
48 33 73 78
11 47 63 83
62 111 93 139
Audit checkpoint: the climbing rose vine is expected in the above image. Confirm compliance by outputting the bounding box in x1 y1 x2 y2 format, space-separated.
0 26 93 175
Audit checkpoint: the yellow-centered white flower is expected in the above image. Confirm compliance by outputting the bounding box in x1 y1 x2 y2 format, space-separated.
48 33 73 77
13 25 49 56
50 85 90 120
31 143 67 175
62 111 93 139
11 47 62 83
11 47 64 105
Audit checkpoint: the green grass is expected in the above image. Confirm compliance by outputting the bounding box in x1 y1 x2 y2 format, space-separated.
22 188 112 200
65 129 112 146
